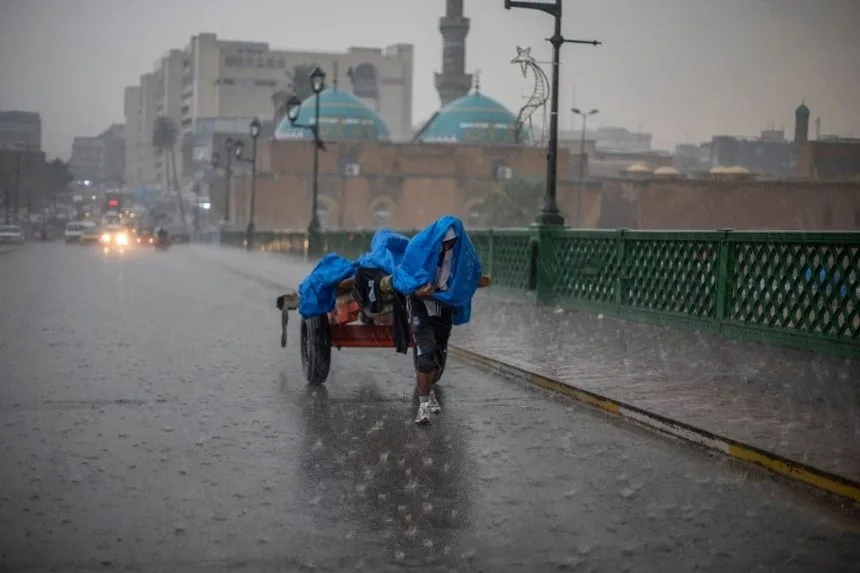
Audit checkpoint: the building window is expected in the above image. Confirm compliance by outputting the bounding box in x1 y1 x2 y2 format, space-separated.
373 204 391 227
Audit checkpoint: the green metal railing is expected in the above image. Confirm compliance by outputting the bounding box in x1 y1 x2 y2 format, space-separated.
219 227 860 358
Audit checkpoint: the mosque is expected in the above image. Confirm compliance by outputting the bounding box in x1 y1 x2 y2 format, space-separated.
270 0 523 148
227 0 552 231
228 1 856 232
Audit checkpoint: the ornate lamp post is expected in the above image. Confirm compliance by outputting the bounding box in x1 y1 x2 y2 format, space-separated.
233 118 261 250
285 67 327 256
572 107 598 227
504 0 600 226
210 137 235 224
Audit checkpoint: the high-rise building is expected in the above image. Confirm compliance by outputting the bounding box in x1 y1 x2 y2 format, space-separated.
0 111 41 151
69 124 125 186
123 86 142 186
124 34 414 188
435 0 472 107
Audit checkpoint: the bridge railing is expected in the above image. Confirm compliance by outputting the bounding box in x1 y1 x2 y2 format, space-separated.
218 227 860 358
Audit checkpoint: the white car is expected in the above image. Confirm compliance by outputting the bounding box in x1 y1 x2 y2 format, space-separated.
0 224 24 244
65 221 96 243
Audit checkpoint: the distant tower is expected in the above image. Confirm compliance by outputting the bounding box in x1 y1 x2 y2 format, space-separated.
435 0 473 107
794 100 810 144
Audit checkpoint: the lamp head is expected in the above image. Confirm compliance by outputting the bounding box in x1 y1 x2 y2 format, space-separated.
249 118 261 138
286 95 302 123
310 67 326 94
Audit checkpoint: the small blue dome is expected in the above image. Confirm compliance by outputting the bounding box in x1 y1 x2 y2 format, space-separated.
419 92 523 145
275 88 389 142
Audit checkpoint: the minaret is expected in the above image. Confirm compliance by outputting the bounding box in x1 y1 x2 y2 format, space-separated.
794 100 810 144
435 0 473 107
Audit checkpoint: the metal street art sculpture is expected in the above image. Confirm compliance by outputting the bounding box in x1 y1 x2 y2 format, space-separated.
511 46 549 145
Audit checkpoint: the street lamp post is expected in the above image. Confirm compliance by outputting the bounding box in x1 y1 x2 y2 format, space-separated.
285 67 327 256
210 137 235 225
504 0 600 226
233 118 261 250
572 107 598 228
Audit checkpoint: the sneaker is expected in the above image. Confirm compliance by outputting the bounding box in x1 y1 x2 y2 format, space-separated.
414 402 432 425
428 389 442 414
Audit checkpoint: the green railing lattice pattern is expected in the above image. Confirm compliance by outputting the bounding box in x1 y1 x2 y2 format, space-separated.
221 227 860 358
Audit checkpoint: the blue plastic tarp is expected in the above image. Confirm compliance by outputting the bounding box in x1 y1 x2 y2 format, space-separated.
355 229 410 273
391 215 481 325
297 253 357 318
297 216 482 325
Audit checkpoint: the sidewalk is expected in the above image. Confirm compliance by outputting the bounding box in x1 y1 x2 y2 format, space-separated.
454 291 860 483
190 245 860 484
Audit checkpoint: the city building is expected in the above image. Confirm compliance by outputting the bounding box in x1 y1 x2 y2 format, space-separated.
0 111 41 151
69 124 125 186
123 33 414 189
709 132 796 178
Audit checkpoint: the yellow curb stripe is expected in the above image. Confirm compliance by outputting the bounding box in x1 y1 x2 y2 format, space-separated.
449 344 860 505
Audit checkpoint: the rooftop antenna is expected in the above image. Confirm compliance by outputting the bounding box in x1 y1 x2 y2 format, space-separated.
474 68 481 93
332 60 339 89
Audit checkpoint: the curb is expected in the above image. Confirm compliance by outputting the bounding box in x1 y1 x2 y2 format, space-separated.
449 344 860 505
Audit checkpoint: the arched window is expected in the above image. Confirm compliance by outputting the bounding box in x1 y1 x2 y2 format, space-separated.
317 203 329 230
373 203 391 228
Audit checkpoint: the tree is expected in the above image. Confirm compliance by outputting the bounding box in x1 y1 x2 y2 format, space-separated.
45 158 73 209
482 176 544 227
285 63 321 104
151 116 186 230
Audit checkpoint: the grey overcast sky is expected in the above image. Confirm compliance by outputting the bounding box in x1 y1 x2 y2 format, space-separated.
1 0 858 159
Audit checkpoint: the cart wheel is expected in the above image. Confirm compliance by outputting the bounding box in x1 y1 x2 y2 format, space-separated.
412 346 447 384
301 315 331 385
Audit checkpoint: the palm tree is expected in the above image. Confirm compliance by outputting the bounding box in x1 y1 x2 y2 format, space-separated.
285 63 321 103
482 176 544 227
151 116 185 230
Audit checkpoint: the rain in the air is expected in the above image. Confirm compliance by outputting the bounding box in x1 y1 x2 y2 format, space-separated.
1 0 859 570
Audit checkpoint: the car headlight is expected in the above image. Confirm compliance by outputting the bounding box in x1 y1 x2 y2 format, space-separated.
115 233 128 245
101 233 111 242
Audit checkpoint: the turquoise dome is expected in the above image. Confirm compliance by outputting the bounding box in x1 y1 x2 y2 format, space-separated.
275 88 389 142
419 91 523 145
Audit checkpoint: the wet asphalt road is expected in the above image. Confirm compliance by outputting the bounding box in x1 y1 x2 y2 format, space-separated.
1 243 859 573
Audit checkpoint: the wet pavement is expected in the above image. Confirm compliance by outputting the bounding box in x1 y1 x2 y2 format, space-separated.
1 243 859 572
458 294 860 484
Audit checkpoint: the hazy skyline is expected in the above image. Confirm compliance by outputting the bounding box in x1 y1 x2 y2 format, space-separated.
1 0 858 159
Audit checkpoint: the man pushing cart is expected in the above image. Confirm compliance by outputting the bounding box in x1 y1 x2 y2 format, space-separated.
276 215 489 425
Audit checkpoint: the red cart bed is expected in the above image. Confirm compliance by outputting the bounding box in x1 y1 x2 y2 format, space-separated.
276 274 491 385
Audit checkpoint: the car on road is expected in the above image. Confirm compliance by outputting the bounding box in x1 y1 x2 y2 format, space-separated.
79 225 101 245
0 224 25 244
65 221 97 243
136 229 154 246
99 225 131 251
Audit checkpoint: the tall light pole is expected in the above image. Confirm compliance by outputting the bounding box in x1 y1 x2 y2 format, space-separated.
210 137 235 225
233 118 261 250
503 0 600 226
572 107 598 228
285 67 327 256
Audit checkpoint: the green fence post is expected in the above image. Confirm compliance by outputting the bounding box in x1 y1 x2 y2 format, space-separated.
536 224 557 305
714 228 734 325
488 229 495 279
615 228 629 309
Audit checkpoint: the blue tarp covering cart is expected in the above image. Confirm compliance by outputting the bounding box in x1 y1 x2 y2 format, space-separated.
275 216 490 385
